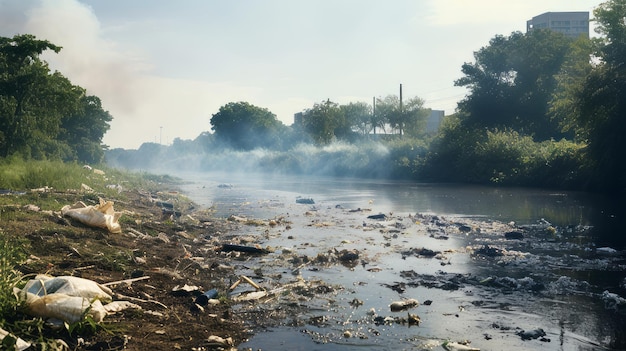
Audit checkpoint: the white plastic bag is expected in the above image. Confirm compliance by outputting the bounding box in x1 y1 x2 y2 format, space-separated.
61 198 122 233
17 275 139 324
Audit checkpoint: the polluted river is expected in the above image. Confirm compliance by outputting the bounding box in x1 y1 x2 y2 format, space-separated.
175 171 626 351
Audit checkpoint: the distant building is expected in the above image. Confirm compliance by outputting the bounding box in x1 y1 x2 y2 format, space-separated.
293 112 304 126
426 110 445 134
526 12 589 39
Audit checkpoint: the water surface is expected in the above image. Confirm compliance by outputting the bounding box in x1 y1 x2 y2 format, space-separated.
176 171 626 350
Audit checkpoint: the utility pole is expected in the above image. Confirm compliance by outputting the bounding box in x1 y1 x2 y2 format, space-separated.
399 83 403 136
372 96 376 135
160 126 163 145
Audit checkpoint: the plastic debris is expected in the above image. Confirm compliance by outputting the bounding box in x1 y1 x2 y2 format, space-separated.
61 198 123 233
442 341 480 351
16 275 140 324
296 197 315 204
390 298 419 312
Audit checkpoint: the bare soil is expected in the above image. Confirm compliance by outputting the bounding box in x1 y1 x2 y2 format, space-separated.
1 187 278 350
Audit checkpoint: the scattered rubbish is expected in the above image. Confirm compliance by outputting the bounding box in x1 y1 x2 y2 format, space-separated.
349 298 364 307
367 213 387 220
458 224 473 232
516 328 548 341
597 247 617 255
61 198 122 233
171 284 202 296
221 244 270 254
0 327 31 351
473 245 503 257
601 290 626 311
205 335 233 348
390 298 419 312
23 204 40 212
16 275 140 324
504 231 524 240
230 275 263 291
402 247 440 258
337 248 359 262
407 312 421 326
195 289 219 306
442 340 480 351
296 197 315 204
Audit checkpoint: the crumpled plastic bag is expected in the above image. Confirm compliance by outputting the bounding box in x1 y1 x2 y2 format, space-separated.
16 275 139 324
61 198 122 233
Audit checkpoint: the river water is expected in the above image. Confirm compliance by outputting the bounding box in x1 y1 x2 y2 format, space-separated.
175 171 626 350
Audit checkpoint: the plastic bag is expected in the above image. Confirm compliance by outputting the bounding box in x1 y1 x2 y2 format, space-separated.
17 275 138 324
61 198 122 233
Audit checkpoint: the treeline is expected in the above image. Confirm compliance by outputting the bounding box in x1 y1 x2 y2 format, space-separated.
109 0 626 197
4 1 626 197
0 34 111 164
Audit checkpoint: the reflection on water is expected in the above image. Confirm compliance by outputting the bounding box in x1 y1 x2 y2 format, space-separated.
176 171 626 350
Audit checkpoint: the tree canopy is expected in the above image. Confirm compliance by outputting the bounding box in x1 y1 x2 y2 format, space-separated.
0 34 111 163
210 101 285 150
455 29 578 140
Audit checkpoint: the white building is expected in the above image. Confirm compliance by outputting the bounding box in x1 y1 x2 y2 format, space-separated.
526 12 589 39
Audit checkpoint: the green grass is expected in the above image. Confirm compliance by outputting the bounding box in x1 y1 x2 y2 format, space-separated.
0 158 183 348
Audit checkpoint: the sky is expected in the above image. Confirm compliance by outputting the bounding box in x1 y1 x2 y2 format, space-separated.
0 0 603 149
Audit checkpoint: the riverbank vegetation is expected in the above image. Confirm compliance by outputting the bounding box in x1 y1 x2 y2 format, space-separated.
2 1 625 199
106 1 626 198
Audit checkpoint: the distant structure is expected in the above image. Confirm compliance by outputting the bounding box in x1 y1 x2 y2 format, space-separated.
526 12 589 39
293 112 304 126
426 110 445 134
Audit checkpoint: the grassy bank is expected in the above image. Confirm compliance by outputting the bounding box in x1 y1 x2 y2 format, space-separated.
0 159 232 350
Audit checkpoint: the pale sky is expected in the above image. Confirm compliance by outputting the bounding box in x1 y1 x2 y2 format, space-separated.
0 0 602 149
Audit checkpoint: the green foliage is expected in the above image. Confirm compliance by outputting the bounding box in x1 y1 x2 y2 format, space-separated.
0 235 27 325
301 99 344 145
210 101 284 150
424 124 586 188
0 34 111 163
455 30 580 140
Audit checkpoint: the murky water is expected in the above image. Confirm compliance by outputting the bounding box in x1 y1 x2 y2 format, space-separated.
176 171 626 350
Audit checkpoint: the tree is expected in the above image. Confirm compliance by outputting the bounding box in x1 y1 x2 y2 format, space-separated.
59 95 112 163
301 99 342 145
455 30 576 140
340 102 371 137
549 36 595 139
0 34 111 162
210 101 283 150
574 0 626 194
375 95 428 137
0 34 62 157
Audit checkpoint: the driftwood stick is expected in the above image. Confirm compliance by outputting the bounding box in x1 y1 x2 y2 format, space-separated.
240 275 263 291
113 292 168 309
103 276 151 286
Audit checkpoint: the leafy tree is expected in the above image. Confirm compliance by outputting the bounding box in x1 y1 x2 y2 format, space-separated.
340 101 371 137
375 95 428 137
301 99 343 145
0 34 111 163
455 30 576 140
549 36 595 139
59 95 112 164
210 101 284 150
574 0 626 194
0 34 62 157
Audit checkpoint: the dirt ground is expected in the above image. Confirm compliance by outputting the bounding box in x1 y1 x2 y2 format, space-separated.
1 186 284 351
